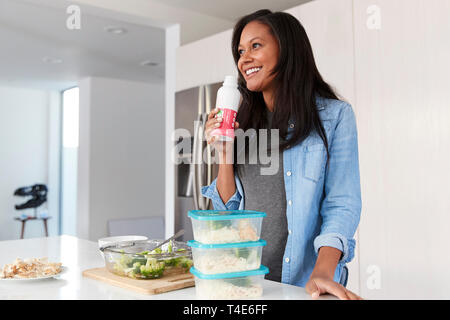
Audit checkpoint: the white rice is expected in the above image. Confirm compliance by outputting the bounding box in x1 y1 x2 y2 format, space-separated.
194 250 260 274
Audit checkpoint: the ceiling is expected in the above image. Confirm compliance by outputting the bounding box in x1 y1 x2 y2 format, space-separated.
72 0 313 45
155 0 313 44
0 0 312 91
0 0 165 91
154 0 311 22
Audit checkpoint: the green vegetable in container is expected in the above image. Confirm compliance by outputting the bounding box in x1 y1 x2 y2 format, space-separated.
233 248 251 259
112 241 192 279
163 256 192 271
140 260 165 278
117 254 133 268
132 262 142 273
179 257 193 270
206 220 232 230
131 256 147 266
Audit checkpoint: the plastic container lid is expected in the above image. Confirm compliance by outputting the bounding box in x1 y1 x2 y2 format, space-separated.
188 210 266 221
187 239 266 249
190 265 269 280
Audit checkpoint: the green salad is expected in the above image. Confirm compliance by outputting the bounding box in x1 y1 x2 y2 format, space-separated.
112 241 193 279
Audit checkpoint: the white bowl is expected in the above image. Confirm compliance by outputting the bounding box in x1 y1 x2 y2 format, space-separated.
98 235 148 258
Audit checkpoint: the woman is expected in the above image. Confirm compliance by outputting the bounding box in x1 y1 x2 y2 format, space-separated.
202 9 362 300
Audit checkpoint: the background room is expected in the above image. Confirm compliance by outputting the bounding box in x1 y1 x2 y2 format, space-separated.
0 0 167 241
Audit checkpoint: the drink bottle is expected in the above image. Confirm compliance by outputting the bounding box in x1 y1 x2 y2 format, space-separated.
211 75 241 141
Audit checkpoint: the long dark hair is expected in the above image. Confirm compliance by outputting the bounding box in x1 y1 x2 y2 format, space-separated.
231 9 340 162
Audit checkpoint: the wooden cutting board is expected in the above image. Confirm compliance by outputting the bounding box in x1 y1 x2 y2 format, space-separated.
82 267 195 295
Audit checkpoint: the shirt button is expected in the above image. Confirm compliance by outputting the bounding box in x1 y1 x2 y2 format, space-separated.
285 258 290 263
286 171 292 176
288 229 292 234
289 123 295 129
288 200 292 206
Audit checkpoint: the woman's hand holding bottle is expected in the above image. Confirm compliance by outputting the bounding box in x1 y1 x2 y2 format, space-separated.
205 108 239 165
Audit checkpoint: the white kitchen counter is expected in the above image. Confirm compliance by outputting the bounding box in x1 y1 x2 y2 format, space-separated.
0 235 334 300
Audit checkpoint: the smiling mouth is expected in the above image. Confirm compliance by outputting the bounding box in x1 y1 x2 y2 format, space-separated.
245 67 262 78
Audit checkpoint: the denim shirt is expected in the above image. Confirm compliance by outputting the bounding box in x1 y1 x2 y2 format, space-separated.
201 96 361 287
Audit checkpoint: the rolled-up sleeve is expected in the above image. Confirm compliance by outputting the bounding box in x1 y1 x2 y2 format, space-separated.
201 175 243 210
313 103 361 264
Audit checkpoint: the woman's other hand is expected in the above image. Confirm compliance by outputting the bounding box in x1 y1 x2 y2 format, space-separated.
305 276 363 300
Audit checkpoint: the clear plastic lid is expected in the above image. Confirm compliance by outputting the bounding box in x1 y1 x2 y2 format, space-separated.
190 265 269 280
187 239 266 249
188 210 266 221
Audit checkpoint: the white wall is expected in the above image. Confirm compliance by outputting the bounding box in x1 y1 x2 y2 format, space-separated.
353 0 450 299
0 85 60 240
77 77 165 241
165 24 180 238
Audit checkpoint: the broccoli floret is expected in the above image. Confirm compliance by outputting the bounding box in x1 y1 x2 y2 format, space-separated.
132 262 143 273
140 262 165 278
179 257 193 271
131 257 147 266
116 254 134 268
164 257 180 267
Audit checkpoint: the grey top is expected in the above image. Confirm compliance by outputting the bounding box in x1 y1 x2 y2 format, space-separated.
235 111 288 282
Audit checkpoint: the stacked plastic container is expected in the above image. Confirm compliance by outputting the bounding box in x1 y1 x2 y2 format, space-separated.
187 210 268 300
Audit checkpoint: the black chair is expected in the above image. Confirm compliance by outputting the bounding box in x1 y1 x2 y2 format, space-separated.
13 184 50 239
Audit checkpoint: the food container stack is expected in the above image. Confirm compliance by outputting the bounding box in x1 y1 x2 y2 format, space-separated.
187 210 268 300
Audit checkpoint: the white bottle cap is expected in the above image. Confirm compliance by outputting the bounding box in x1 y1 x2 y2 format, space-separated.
223 75 238 87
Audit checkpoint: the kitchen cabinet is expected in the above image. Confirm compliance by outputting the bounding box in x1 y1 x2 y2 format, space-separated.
176 29 237 92
353 0 450 299
286 0 356 105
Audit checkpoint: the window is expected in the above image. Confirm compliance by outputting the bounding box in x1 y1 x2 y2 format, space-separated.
60 87 79 236
62 88 79 148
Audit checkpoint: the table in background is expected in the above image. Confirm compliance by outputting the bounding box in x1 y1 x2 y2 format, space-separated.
14 216 51 239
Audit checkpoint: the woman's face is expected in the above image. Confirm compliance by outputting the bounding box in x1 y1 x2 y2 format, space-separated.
237 21 279 93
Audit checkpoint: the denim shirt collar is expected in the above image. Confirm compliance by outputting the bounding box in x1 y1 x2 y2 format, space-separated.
287 95 326 134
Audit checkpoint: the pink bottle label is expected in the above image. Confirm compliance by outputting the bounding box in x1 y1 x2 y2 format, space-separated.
211 108 237 140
